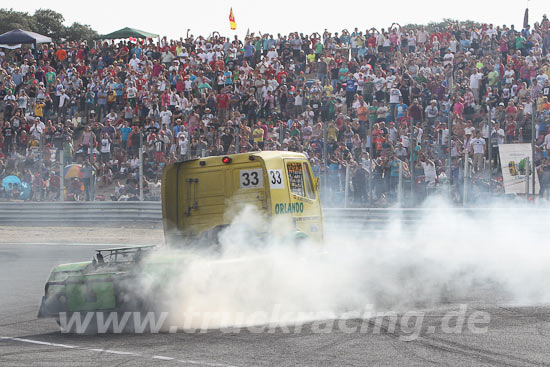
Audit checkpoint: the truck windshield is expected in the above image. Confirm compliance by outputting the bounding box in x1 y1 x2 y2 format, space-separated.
287 162 304 197
287 161 316 200
302 163 316 200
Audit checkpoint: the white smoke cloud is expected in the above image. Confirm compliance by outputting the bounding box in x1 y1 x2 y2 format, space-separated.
136 198 550 330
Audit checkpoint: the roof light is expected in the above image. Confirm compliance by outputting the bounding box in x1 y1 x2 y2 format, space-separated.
222 156 232 164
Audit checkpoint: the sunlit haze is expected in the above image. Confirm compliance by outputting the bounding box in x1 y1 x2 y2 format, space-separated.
8 0 549 39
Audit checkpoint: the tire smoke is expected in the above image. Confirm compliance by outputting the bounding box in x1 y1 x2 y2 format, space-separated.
137 200 550 329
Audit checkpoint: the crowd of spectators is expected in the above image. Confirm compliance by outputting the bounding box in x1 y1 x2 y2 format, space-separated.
1 15 550 204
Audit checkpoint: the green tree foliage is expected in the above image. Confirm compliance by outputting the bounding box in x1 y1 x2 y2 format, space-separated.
33 8 65 41
401 18 484 33
0 9 37 34
65 22 98 43
0 8 99 43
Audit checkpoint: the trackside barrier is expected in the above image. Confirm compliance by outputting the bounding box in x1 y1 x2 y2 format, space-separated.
0 202 546 227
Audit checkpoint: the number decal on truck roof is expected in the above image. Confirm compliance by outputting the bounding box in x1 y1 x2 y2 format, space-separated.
268 169 284 189
240 169 263 189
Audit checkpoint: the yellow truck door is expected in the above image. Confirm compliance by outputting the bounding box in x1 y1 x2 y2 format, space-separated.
177 166 228 237
174 159 268 240
279 159 323 241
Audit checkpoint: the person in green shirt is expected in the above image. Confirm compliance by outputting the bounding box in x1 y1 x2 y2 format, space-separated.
368 103 378 126
416 73 427 85
339 66 349 81
63 137 74 164
254 37 262 65
314 41 324 60
515 35 526 52
488 69 499 87
363 78 374 103
254 38 262 52
198 78 212 93
327 97 337 119
45 69 56 85
289 124 301 138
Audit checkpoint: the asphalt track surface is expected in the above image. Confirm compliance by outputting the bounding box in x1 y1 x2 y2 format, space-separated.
1 243 550 367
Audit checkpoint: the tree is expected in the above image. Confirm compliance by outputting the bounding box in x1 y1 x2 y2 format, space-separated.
65 22 99 43
401 18 483 33
0 8 36 35
32 8 65 42
0 8 100 43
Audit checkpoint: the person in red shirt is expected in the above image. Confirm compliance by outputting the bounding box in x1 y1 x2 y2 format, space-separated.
77 61 88 76
430 30 442 44
367 34 377 49
505 119 517 143
276 69 288 84
217 89 230 121
152 59 163 77
265 66 276 79
116 44 129 63
439 30 452 43
209 56 225 72
505 101 518 117
372 123 386 158
76 47 85 61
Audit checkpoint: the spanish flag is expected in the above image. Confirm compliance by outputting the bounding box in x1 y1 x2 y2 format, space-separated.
229 7 236 30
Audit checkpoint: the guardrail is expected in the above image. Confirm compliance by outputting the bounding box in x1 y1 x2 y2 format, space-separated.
0 201 162 225
0 202 546 227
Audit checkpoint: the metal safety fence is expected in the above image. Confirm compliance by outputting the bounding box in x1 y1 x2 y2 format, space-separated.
1 202 547 228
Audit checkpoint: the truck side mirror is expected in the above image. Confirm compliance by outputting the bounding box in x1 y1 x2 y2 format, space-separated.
314 177 320 191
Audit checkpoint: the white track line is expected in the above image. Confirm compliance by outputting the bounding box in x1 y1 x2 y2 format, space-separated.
1 336 237 366
1 337 77 349
153 355 175 361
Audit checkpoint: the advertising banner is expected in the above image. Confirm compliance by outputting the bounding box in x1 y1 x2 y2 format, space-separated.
498 143 539 195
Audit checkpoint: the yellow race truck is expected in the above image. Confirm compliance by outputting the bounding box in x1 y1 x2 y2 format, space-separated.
162 151 323 245
37 151 323 332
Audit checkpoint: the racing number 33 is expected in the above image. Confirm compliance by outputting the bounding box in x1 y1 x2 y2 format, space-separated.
240 169 263 189
269 169 284 189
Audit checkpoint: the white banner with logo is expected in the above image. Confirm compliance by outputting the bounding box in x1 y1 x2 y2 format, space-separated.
498 143 539 195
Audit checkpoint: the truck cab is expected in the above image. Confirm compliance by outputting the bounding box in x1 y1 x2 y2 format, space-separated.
161 151 323 245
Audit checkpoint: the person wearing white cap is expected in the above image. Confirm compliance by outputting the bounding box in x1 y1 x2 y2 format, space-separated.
58 89 70 120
